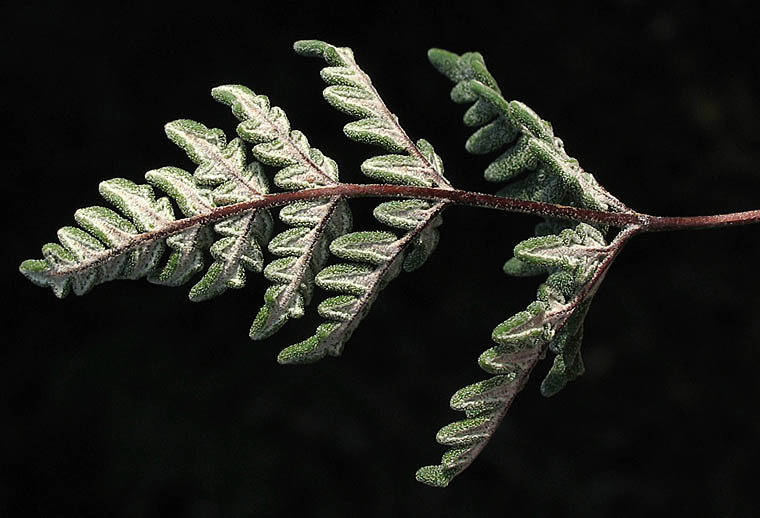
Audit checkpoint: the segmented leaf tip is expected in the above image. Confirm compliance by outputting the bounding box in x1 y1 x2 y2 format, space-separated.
293 39 323 55
293 39 340 64
426 48 460 79
415 465 454 487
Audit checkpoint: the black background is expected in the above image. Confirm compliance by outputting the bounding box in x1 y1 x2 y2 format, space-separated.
3 1 759 517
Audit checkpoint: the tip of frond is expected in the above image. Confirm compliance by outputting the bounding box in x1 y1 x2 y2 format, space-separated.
293 39 346 67
249 301 286 341
415 465 454 487
19 259 64 297
293 39 328 57
276 336 322 364
19 258 46 277
427 48 460 79
210 84 247 104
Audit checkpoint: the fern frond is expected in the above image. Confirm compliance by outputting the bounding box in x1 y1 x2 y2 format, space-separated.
428 48 627 214
164 120 273 300
412 48 640 487
426 47 634 386
417 223 616 487
275 40 451 363
211 84 353 339
294 39 448 187
20 173 212 297
20 115 274 303
20 40 752 488
277 201 446 363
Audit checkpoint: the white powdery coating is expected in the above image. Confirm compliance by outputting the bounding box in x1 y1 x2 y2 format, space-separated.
163 119 274 301
212 84 340 189
311 42 452 189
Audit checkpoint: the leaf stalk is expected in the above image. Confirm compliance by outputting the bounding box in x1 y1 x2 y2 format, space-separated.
167 183 760 233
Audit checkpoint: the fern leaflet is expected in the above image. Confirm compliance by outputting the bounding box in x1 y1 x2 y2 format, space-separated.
210 84 353 339
277 40 451 363
415 48 637 486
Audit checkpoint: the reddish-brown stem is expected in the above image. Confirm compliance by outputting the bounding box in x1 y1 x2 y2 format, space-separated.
43 183 758 279
636 211 760 231
451 224 641 470
193 184 759 232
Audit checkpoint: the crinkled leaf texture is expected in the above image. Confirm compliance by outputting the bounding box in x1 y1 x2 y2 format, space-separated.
417 223 617 486
19 40 638 488
278 40 452 364
21 118 273 303
210 84 354 339
416 48 630 487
